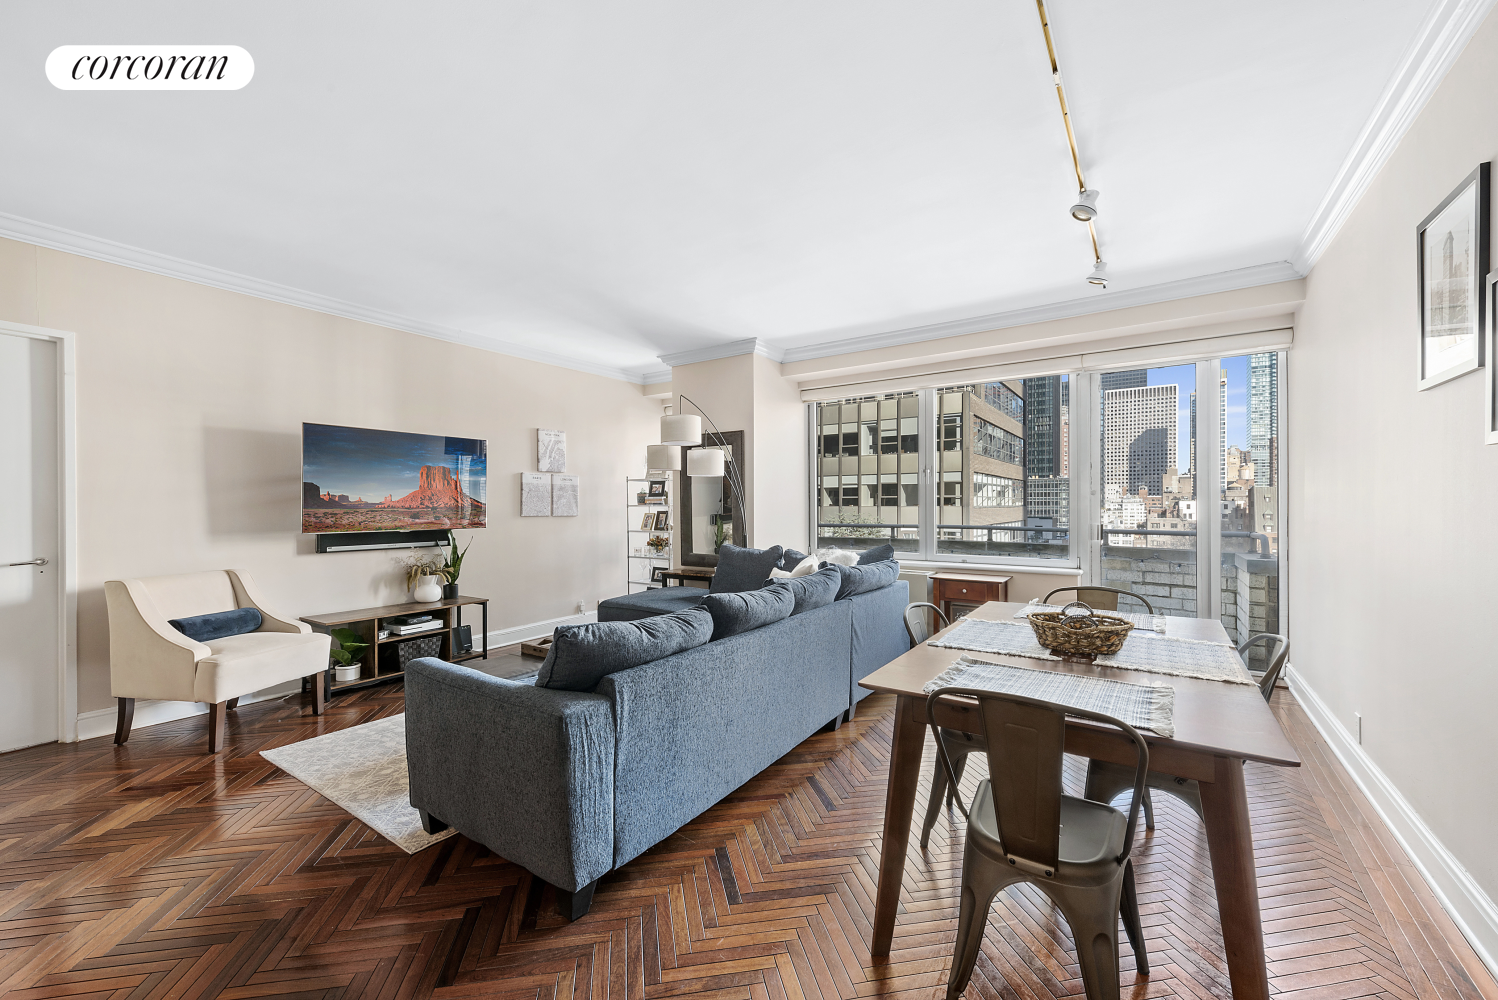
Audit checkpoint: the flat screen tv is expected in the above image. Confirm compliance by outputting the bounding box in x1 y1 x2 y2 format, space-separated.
301 422 487 534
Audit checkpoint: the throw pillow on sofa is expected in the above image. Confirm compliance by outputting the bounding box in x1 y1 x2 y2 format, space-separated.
536 606 713 691
812 546 860 567
833 559 901 600
702 581 795 640
169 607 263 641
857 543 896 564
782 565 840 615
768 554 821 580
709 543 784 594
777 548 808 571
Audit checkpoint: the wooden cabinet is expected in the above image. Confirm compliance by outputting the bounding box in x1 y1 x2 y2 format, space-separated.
300 596 489 694
931 572 1010 623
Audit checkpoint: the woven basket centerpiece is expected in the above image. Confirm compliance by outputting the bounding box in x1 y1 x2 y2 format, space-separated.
1027 601 1134 656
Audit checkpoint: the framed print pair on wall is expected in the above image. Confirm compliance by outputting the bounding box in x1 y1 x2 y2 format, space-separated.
1415 160 1498 442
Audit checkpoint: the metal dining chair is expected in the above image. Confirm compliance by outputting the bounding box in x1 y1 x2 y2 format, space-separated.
1084 633 1290 826
918 586 1156 848
904 602 988 847
929 686 1150 1000
1042 586 1156 615
903 602 948 646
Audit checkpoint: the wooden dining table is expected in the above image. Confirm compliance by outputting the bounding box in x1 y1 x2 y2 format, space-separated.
860 601 1300 1000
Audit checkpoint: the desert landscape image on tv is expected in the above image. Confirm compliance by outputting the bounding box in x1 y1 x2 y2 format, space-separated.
302 423 487 533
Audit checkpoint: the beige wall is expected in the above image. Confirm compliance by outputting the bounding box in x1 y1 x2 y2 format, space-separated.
669 353 809 555
1291 9 1498 904
0 238 660 716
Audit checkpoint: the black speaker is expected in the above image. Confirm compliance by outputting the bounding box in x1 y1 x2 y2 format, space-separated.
456 624 473 654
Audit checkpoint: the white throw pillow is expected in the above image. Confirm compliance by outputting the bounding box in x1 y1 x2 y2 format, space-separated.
788 555 822 578
813 546 859 567
768 567 792 579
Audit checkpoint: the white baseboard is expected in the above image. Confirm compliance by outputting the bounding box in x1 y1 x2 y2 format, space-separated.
484 610 596 649
75 679 303 742
1286 665 1498 977
74 611 601 742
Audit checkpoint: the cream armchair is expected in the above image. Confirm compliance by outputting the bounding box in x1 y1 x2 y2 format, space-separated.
105 569 330 752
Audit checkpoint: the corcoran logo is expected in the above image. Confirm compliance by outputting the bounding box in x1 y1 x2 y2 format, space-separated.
46 46 253 90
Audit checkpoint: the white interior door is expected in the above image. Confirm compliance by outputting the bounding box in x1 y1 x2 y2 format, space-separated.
0 332 60 752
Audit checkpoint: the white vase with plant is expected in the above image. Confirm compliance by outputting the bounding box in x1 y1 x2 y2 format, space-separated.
403 553 447 603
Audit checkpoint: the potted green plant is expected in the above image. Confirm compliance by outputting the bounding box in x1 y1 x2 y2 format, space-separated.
329 627 368 683
439 529 471 600
404 553 445 603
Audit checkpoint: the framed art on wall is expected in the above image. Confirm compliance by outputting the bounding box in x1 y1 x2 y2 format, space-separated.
1417 162 1488 390
1486 272 1498 444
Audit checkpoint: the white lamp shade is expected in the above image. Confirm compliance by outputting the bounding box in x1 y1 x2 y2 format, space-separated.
645 444 681 472
660 413 702 446
687 447 725 477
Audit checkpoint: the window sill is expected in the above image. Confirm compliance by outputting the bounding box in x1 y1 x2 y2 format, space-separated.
892 559 1082 577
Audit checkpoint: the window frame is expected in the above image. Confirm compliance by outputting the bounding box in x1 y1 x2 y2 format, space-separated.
805 350 1287 617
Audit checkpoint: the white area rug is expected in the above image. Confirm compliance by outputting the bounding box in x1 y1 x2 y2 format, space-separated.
261 714 456 854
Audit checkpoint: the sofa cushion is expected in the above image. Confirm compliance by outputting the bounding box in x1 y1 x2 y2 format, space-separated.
701 582 795 639
709 544 784 594
193 629 330 704
783 566 841 616
777 548 808 571
598 587 708 622
536 607 713 691
857 543 896 565
169 607 262 641
834 559 902 600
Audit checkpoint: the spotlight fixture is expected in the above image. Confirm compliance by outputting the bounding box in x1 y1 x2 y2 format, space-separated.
1087 260 1109 288
1069 188 1099 222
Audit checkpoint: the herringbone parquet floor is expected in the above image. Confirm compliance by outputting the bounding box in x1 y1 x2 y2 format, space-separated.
1 679 1495 1000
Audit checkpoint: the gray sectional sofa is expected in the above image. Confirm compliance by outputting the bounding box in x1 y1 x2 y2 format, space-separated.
403 552 908 920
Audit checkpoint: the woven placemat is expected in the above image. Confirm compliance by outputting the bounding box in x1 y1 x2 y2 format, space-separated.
1096 633 1254 685
923 655 1175 738
928 618 1060 660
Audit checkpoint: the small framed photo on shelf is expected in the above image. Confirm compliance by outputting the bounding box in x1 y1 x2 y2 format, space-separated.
1417 162 1488 390
653 510 670 531
647 480 667 499
640 512 654 530
650 566 666 584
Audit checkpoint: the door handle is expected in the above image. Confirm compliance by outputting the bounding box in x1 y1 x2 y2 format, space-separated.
6 558 47 567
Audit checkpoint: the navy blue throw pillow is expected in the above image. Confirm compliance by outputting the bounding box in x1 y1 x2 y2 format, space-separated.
709 543 784 594
834 559 901 600
777 548 808 571
537 606 713 691
857 543 896 565
783 565 840 616
702 582 795 640
168 607 263 642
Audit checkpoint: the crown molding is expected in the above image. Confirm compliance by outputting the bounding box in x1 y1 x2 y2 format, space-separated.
775 261 1301 365
0 210 661 385
1294 0 1498 272
657 337 785 369
639 369 673 385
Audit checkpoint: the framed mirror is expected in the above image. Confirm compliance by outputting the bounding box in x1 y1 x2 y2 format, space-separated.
678 430 745 566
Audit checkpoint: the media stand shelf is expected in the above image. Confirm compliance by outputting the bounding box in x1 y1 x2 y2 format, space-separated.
300 595 488 694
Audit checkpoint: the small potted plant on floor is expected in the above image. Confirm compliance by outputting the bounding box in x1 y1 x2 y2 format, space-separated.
329 627 368 683
439 529 471 600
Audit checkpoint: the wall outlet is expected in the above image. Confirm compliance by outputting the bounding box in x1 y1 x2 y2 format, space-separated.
1354 712 1362 745
577 600 586 613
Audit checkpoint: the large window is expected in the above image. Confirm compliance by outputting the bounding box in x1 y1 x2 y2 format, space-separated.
809 357 1285 632
815 393 921 552
812 376 1073 561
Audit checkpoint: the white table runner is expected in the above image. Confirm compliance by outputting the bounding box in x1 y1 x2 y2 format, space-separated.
924 655 1175 738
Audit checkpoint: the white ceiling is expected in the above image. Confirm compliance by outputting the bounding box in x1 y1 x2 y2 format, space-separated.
0 1 1442 381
